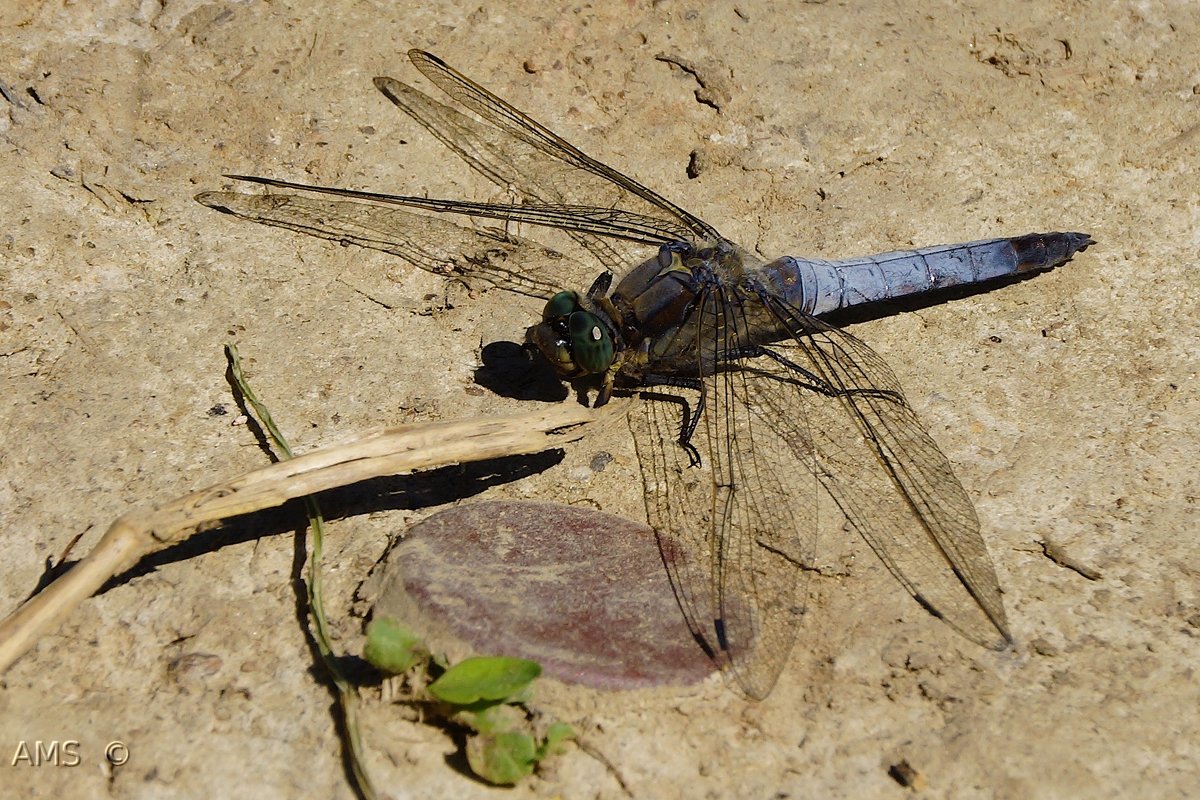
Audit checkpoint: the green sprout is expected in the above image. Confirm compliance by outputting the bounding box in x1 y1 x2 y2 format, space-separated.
364 619 574 785
363 618 428 675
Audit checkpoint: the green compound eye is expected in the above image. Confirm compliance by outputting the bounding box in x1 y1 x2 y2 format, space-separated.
567 311 614 374
543 290 580 321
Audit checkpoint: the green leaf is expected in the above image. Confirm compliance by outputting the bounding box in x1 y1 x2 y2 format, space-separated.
538 721 575 758
469 703 525 735
428 656 542 705
466 731 537 785
363 617 428 675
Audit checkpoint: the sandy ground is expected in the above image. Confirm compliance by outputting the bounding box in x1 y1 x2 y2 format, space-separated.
2 0 1198 797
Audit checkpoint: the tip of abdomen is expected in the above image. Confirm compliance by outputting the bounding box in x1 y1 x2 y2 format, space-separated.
1011 231 1096 272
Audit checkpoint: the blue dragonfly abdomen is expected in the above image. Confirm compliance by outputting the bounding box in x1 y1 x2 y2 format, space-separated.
758 232 1094 316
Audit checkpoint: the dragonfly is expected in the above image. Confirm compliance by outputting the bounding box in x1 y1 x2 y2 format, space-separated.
197 50 1093 699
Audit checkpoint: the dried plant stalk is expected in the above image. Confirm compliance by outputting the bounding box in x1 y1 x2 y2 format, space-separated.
0 406 591 675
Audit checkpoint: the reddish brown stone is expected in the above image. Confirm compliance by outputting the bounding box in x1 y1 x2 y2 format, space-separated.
376 501 714 690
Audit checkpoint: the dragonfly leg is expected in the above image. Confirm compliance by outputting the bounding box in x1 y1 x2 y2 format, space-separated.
585 270 613 299
638 376 705 466
595 371 615 407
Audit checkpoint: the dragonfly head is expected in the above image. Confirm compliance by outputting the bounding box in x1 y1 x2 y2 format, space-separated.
525 290 615 378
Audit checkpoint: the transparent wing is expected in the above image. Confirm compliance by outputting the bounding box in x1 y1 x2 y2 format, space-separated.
631 277 1011 699
401 50 721 246
630 282 821 700
194 191 574 298
371 70 634 274
751 304 1012 650
201 50 724 293
215 175 698 247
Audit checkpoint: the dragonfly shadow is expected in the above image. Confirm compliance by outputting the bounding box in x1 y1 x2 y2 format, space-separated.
75 451 566 596
473 340 569 402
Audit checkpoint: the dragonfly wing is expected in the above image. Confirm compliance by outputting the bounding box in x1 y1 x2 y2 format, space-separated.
632 273 1011 698
404 50 721 243
629 284 820 699
628 391 726 675
218 175 694 248
374 72 658 274
194 191 570 298
203 53 722 291
753 300 1011 649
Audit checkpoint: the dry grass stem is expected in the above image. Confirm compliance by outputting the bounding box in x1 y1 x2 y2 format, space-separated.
0 406 591 675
